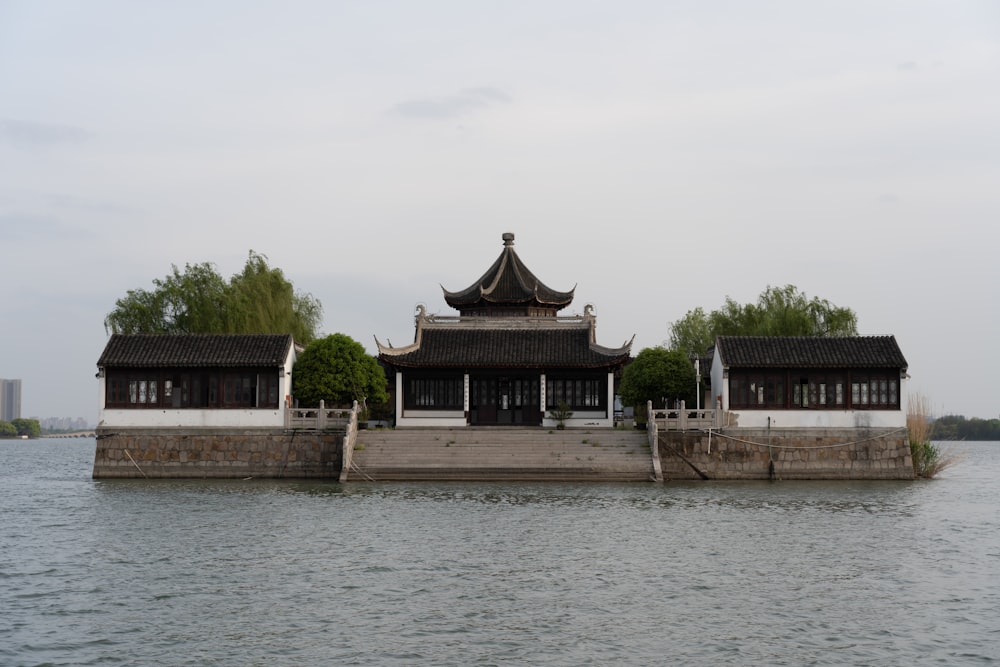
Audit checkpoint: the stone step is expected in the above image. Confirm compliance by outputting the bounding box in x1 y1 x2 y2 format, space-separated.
348 427 654 481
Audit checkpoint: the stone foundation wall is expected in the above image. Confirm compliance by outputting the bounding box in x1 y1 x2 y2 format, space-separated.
658 427 913 480
93 428 345 479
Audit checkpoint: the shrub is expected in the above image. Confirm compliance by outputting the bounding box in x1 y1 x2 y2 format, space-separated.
907 392 961 478
548 400 573 428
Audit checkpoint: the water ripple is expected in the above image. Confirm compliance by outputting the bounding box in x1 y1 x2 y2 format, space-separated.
2 440 999 665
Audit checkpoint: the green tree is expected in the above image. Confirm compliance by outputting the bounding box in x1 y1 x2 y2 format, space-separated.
619 347 697 410
668 284 858 356
11 418 41 438
666 307 713 358
0 421 17 437
933 414 1000 441
223 251 323 343
292 333 389 408
104 251 322 343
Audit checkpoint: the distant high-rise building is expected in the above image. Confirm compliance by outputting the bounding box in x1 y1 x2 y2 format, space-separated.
0 379 22 421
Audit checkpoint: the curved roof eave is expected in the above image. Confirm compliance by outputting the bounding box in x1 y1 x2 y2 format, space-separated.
590 333 635 358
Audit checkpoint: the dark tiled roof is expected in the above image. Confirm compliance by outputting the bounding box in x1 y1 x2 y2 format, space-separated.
381 328 629 369
716 336 907 370
442 233 574 311
97 334 294 368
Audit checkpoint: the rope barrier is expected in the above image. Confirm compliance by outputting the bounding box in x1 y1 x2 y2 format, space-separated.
707 426 908 450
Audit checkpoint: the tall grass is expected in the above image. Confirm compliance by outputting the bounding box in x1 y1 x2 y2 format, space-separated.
907 392 961 478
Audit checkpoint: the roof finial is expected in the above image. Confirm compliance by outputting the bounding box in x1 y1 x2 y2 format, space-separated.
502 232 515 246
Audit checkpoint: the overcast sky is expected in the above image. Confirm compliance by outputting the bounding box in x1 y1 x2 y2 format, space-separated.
2 1 998 423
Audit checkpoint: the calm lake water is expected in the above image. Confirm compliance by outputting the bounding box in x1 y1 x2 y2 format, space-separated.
1 439 997 666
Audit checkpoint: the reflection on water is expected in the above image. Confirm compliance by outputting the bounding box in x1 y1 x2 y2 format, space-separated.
1 439 998 665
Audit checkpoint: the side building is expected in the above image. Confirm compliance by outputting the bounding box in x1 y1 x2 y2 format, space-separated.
711 335 909 429
377 233 633 428
652 334 914 480
93 333 346 479
96 333 296 428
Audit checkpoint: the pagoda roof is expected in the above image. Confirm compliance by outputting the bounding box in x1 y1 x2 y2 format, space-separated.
442 233 575 312
377 308 632 370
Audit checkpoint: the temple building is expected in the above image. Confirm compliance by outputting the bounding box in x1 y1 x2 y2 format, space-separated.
377 233 633 428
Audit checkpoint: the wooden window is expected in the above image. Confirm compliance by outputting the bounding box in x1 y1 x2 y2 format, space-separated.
407 377 463 409
585 380 600 407
257 374 280 408
220 373 255 407
106 369 277 409
190 376 204 407
849 373 899 409
546 377 604 410
732 371 860 410
731 372 792 409
765 378 782 406
126 378 158 406
107 378 128 406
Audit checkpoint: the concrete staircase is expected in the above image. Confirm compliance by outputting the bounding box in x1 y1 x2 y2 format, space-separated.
348 427 655 481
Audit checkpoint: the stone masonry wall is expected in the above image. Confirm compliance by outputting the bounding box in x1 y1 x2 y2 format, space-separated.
658 427 913 480
93 428 345 479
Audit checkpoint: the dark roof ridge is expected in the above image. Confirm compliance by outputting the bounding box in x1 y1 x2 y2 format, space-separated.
97 333 294 368
715 335 907 370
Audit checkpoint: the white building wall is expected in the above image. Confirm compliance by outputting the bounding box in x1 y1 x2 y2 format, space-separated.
395 372 404 422
396 411 467 427
711 347 726 412
724 409 906 429
281 348 296 406
99 408 285 428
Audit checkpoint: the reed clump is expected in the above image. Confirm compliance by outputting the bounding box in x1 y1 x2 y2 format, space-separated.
907 392 961 478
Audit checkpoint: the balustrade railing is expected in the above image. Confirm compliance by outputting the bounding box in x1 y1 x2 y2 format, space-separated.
649 401 720 431
285 400 357 430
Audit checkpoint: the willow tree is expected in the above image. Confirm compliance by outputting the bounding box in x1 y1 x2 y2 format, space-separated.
668 284 858 356
104 251 322 343
222 251 323 344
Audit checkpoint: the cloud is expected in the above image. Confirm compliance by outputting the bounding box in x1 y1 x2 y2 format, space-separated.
391 87 512 119
0 214 95 242
897 61 918 71
1 119 93 148
41 193 134 216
